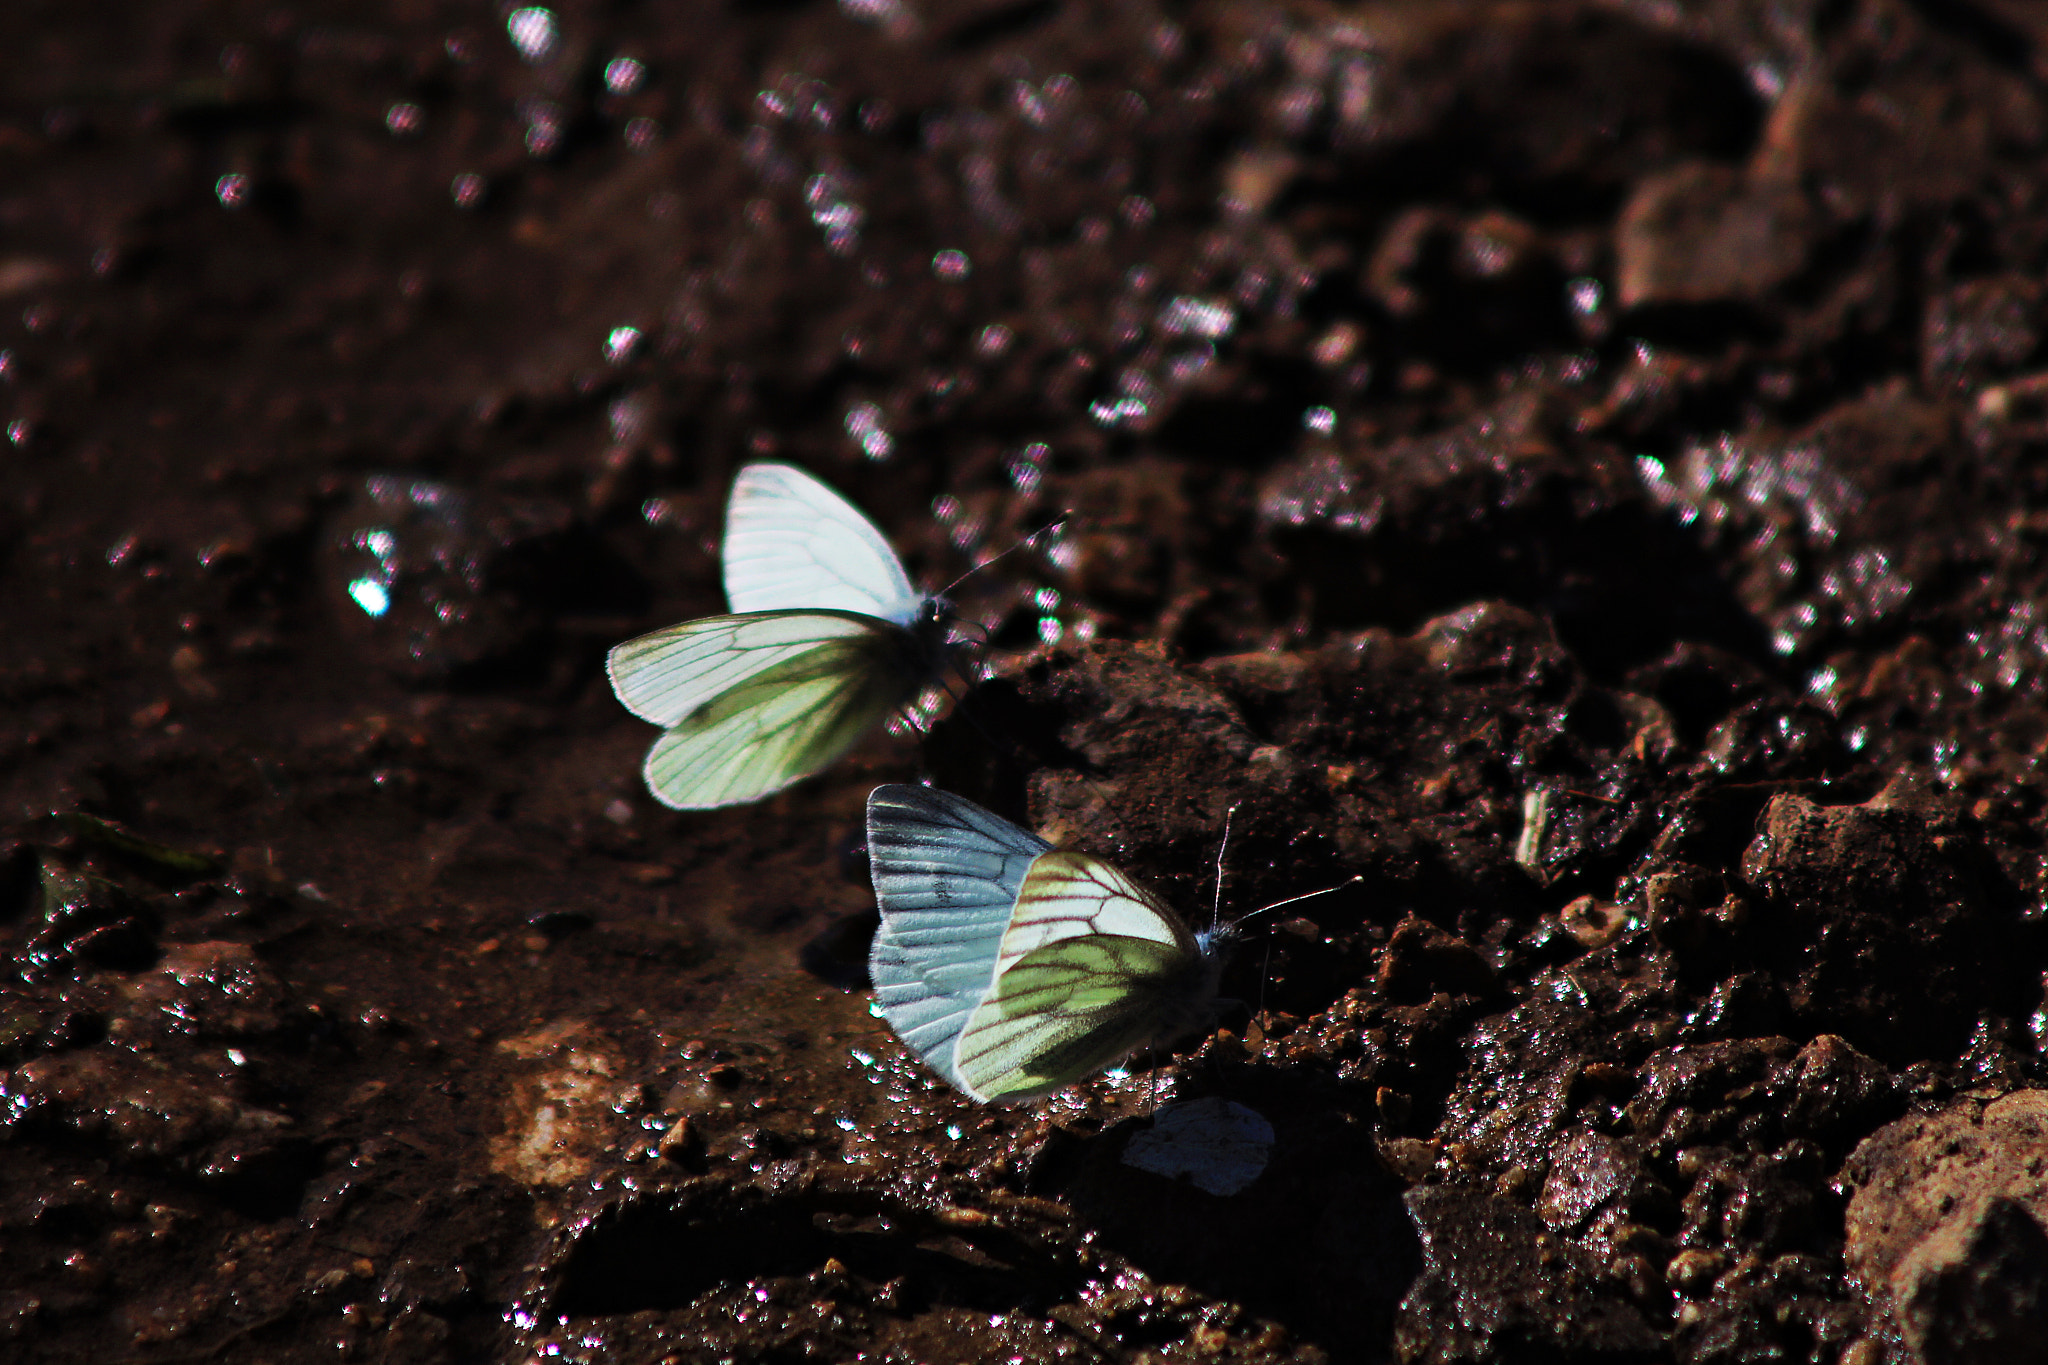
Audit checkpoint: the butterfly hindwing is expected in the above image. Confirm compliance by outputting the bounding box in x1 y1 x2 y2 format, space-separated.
609 613 916 809
724 462 922 622
866 785 1051 1094
948 850 1210 1101
954 931 1197 1102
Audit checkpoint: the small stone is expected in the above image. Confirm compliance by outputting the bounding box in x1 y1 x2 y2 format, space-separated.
1614 161 1816 310
1667 1248 1727 1294
1559 895 1627 950
657 1116 704 1166
1374 914 1496 1001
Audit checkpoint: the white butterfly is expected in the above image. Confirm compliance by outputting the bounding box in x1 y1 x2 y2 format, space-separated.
607 463 955 809
865 784 1227 1103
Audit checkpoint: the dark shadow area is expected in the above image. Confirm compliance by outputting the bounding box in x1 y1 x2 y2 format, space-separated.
552 1183 1086 1319
1044 1073 1422 1363
1271 487 1780 682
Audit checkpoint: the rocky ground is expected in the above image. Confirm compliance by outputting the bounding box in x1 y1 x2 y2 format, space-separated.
5 0 2048 1361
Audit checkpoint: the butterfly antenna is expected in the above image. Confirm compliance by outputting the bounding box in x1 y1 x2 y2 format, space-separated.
1232 874 1366 928
1211 803 1239 937
935 511 1072 599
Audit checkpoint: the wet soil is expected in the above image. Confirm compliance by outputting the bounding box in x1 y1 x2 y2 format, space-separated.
7 1 2048 1361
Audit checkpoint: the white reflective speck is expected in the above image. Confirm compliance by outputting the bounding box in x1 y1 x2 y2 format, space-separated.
1158 294 1235 340
932 249 971 281
604 326 643 365
507 7 559 63
1303 405 1336 435
1005 441 1047 492
976 323 1013 358
840 0 909 27
845 401 892 460
347 578 392 618
214 173 249 209
604 57 646 95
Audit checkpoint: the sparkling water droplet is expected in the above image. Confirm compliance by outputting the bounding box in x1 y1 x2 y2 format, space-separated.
347 578 392 617
214 173 250 209
931 249 971 281
845 401 893 460
384 102 423 136
450 172 487 209
976 323 1013 358
604 56 646 95
506 7 559 63
603 326 643 365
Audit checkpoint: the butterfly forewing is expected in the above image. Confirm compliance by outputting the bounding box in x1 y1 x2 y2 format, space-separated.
991 851 1195 974
724 462 922 622
866 786 1051 1094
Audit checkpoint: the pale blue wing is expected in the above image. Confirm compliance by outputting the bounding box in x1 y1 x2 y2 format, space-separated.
724 462 924 624
866 785 1050 1094
609 612 915 809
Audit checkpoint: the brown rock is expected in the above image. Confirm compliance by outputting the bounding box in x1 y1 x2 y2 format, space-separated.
1375 914 1496 1002
1559 895 1628 950
1841 1091 2048 1365
1614 161 1817 310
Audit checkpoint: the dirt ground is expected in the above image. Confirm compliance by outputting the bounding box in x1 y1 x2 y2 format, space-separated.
6 0 2048 1361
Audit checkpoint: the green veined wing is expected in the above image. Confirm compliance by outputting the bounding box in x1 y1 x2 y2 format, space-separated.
608 612 920 809
955 849 1218 1102
955 929 1207 1102
865 795 1224 1103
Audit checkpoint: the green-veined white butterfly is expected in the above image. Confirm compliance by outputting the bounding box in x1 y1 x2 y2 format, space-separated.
607 463 955 809
865 784 1228 1103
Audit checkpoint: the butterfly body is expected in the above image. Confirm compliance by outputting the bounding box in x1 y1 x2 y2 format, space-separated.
608 464 955 809
867 785 1227 1103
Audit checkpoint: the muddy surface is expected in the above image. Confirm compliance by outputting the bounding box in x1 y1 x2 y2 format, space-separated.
7 1 2048 1361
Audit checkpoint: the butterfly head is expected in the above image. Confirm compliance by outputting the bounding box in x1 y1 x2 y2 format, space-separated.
1191 922 1233 999
907 593 959 662
1193 922 1236 959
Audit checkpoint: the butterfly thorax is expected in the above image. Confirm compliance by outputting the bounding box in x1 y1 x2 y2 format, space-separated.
900 595 956 676
1154 928 1230 1042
